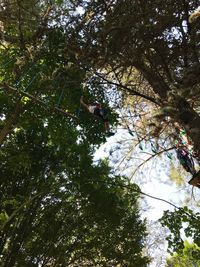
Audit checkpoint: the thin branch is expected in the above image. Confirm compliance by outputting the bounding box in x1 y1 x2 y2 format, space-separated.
95 71 160 105
130 146 174 178
83 179 199 220
139 190 179 210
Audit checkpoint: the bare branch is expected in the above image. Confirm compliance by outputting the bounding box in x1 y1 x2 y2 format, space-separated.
95 71 160 105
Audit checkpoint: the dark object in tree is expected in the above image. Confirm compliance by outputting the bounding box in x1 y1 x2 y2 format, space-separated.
176 147 196 175
106 131 115 137
80 96 115 136
188 170 200 188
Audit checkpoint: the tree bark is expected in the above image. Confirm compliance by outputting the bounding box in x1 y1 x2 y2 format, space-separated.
175 96 200 160
132 65 200 161
134 61 170 98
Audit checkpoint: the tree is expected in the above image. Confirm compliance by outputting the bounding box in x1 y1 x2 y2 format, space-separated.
166 241 200 267
160 205 200 257
1 0 200 265
0 95 149 266
63 0 200 260
0 1 149 266
66 0 200 163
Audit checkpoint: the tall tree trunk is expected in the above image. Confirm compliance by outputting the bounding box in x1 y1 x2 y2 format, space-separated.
134 61 170 98
135 65 200 161
174 95 200 160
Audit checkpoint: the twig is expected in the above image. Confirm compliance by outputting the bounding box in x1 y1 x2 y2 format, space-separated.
129 146 174 179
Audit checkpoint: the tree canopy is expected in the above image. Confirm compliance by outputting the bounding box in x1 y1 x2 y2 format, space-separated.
0 0 200 266
166 241 200 267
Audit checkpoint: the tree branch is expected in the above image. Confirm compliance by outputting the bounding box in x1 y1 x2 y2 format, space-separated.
95 72 160 105
130 146 174 178
83 179 199 220
0 83 78 120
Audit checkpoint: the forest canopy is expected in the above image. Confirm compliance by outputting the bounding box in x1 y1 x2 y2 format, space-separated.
0 0 200 266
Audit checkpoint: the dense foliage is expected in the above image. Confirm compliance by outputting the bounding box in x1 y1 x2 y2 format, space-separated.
166 241 200 266
0 0 200 266
0 1 149 266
